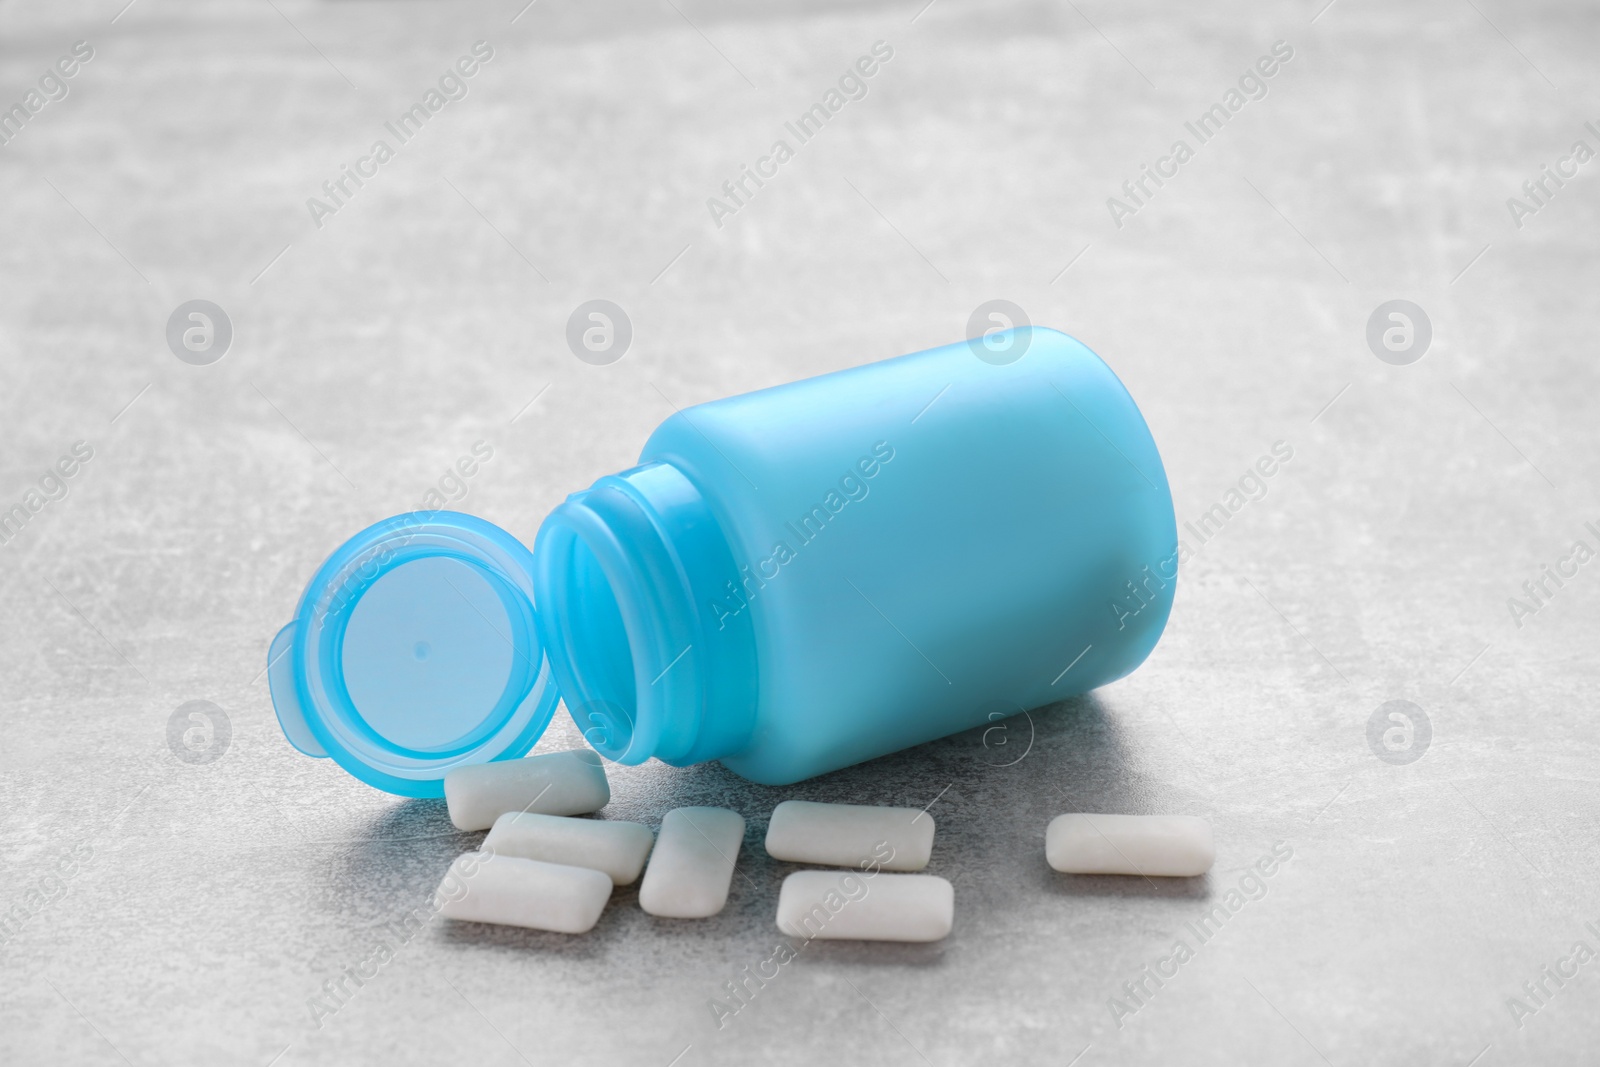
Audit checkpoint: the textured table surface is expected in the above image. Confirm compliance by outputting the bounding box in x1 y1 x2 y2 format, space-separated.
3 1 1598 1064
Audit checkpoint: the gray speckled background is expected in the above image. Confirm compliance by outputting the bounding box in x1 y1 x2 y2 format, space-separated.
2 0 1598 1064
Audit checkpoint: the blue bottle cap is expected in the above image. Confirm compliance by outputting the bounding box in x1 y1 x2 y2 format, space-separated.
268 511 561 797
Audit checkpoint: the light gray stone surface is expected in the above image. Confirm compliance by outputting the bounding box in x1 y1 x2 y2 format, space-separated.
2 1 1597 1064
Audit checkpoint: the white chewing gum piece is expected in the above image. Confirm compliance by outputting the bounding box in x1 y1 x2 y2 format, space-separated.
776 870 953 942
1045 813 1215 877
443 750 610 831
638 807 745 918
437 852 612 933
764 800 933 871
483 813 654 885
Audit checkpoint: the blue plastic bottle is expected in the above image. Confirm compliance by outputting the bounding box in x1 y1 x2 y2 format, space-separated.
270 328 1177 794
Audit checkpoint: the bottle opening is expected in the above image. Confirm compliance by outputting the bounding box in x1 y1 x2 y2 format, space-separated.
533 462 758 767
555 528 641 757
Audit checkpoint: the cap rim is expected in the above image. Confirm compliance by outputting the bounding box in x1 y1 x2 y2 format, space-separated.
271 511 560 797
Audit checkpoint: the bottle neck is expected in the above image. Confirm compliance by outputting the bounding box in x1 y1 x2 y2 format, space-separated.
532 461 756 767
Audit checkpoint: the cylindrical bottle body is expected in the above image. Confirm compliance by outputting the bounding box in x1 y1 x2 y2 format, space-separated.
636 327 1175 784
